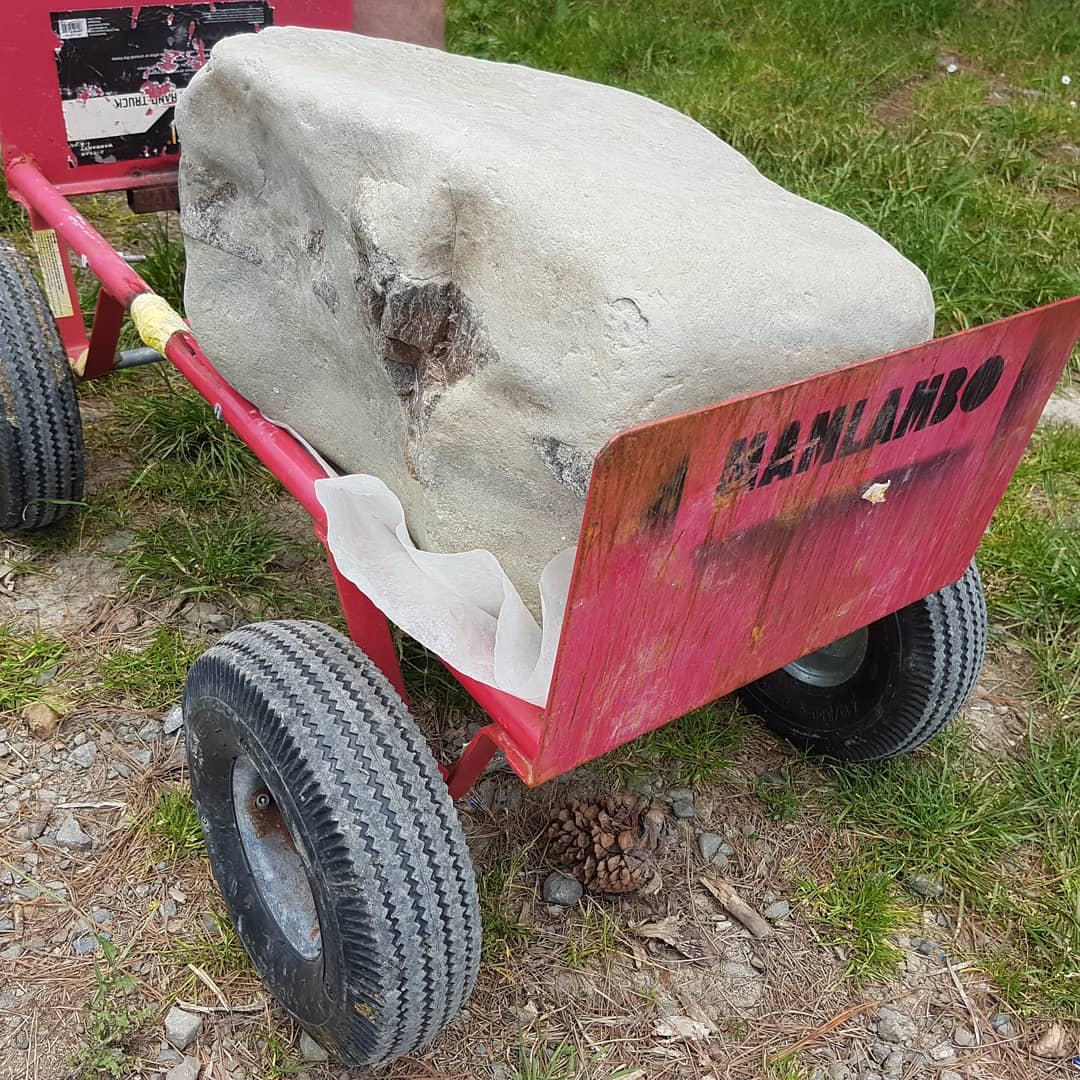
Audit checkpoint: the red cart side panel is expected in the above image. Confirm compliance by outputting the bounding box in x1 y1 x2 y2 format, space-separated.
528 298 1080 785
0 0 351 196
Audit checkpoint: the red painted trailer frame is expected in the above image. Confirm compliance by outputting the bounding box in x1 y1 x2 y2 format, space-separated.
3 2 1080 798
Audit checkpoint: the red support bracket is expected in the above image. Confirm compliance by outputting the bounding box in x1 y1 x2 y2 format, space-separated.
83 288 126 379
326 547 409 706
445 728 500 801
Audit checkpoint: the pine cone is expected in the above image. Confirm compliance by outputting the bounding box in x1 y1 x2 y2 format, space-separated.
544 794 670 895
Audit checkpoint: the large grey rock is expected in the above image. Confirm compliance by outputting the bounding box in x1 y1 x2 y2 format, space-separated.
178 29 933 609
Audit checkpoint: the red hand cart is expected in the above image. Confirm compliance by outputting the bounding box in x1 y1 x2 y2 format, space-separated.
2 2 1079 1065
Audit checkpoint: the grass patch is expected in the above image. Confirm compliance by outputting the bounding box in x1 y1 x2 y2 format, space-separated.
828 719 1080 1013
144 787 205 862
101 626 204 709
980 423 1080 709
831 726 1037 894
599 700 743 787
173 909 253 982
121 511 293 600
478 849 535 965
448 0 1080 377
261 1033 305 1080
565 899 619 969
0 629 68 713
797 866 909 982
755 770 799 822
0 174 26 240
113 376 272 494
136 216 186 315
70 942 150 1080
512 1039 587 1080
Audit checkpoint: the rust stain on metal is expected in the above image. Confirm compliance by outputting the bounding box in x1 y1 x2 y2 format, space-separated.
249 794 297 853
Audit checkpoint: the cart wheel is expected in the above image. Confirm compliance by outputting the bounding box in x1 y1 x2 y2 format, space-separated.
738 561 987 761
0 240 85 531
182 620 481 1067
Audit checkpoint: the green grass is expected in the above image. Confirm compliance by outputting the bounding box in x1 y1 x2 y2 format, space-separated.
755 770 799 822
0 175 26 239
101 626 204 709
827 718 1080 1013
70 941 150 1080
797 866 910 982
565 900 619 969
136 216 186 314
112 375 274 491
478 849 536 965
144 787 205 862
512 1039 586 1080
120 511 295 600
261 1033 305 1079
0 629 68 712
599 700 743 787
449 0 1080 378
173 909 253 981
980 424 1080 709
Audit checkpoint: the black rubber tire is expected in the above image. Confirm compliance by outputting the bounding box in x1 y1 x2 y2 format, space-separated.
0 239 85 530
738 561 987 761
182 620 481 1066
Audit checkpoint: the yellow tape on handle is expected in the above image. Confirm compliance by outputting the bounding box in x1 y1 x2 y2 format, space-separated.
130 292 188 355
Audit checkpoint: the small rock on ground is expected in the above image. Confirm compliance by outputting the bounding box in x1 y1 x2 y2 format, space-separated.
876 1007 917 1044
763 900 790 921
54 816 92 852
670 798 695 819
300 1030 329 1061
165 1056 201 1080
164 706 184 735
542 871 583 906
69 742 97 769
23 701 60 739
989 1011 1015 1038
164 1005 203 1050
908 874 944 898
71 935 101 955
952 1025 975 1047
1032 1023 1070 1059
697 832 727 860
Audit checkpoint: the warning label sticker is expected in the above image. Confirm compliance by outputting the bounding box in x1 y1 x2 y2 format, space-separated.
31 230 74 319
51 4 272 165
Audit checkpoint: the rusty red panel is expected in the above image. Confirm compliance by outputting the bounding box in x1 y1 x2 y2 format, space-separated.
528 298 1080 784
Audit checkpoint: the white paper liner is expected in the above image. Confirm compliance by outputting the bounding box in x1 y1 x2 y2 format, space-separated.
259 415 574 706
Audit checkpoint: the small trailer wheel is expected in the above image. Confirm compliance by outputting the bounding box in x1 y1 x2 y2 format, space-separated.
738 561 987 761
182 620 481 1066
0 240 85 530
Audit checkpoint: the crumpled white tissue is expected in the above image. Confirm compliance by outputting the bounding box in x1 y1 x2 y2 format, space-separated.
315 474 575 707
261 414 574 706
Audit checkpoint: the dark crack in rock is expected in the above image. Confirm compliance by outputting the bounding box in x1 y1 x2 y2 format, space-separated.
180 179 263 265
535 437 594 499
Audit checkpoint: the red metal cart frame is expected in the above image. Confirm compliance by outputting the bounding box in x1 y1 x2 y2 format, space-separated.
4 1 1080 798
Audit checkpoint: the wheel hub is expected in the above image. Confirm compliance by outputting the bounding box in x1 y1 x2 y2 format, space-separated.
232 757 322 960
782 627 869 688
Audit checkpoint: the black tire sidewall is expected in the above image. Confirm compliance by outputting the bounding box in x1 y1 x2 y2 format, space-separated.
740 613 904 754
185 693 344 1030
0 241 85 531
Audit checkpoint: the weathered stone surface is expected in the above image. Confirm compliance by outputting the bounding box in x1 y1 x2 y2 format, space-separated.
179 29 933 608
164 1006 203 1050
